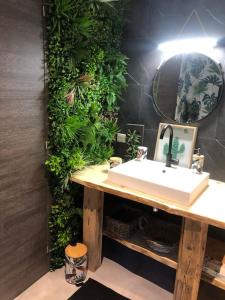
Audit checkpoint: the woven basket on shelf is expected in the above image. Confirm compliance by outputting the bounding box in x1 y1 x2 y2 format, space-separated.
104 205 144 240
139 216 180 254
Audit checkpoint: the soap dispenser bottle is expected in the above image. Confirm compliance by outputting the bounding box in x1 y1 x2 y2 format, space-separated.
192 148 204 173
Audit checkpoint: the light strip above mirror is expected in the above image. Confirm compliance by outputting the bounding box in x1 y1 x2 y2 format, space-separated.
158 38 220 64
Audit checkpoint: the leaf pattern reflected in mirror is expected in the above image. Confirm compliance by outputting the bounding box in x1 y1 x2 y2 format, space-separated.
175 54 223 123
152 53 223 124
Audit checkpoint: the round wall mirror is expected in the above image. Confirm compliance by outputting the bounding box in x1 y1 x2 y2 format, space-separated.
152 53 224 123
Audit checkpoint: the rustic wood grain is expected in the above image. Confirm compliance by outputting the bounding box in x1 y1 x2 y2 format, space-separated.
0 1 48 299
103 231 225 290
174 219 208 300
103 231 178 269
203 237 225 290
75 165 225 297
71 164 225 229
83 187 104 272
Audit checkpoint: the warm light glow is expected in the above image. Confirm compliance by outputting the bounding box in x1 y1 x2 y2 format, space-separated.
158 38 220 63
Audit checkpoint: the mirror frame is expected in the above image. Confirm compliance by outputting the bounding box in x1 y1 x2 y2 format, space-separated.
151 53 224 124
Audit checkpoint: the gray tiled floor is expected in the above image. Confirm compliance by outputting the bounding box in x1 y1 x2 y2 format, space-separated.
15 256 225 300
15 257 173 300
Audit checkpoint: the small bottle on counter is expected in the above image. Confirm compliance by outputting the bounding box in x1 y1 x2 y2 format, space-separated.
192 148 204 173
136 146 148 161
109 157 123 168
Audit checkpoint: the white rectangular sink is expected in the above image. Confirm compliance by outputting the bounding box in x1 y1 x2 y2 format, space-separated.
107 159 209 206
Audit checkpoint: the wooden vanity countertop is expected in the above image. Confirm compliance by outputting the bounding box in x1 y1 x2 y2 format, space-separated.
71 163 225 229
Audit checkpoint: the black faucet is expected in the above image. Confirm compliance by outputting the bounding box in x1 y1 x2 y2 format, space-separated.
160 124 179 167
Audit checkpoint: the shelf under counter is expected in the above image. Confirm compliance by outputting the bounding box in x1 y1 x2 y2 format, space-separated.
103 230 225 291
71 164 225 299
203 238 225 290
103 230 178 269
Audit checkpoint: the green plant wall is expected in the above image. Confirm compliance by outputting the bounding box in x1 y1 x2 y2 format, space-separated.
45 0 127 269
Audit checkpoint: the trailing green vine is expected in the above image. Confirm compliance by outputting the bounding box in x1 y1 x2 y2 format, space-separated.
45 0 127 269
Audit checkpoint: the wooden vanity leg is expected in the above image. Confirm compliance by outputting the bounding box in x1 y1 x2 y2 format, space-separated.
174 218 208 300
83 186 104 272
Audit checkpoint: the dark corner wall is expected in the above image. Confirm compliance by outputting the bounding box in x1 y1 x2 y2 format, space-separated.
119 0 225 182
0 1 49 299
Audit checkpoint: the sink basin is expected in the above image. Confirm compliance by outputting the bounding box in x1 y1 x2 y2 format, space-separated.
107 159 209 206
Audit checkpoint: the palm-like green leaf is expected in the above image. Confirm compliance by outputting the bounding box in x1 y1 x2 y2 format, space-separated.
193 81 207 95
201 75 223 86
79 125 96 148
64 116 88 140
99 119 119 143
76 17 94 38
202 93 218 112
208 61 221 75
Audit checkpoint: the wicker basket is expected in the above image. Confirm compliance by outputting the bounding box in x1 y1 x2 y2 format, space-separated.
104 205 143 239
140 216 180 254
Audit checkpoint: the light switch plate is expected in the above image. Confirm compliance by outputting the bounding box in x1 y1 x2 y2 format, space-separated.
117 133 126 143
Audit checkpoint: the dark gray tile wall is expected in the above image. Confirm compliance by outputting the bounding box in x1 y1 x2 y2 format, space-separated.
119 0 225 182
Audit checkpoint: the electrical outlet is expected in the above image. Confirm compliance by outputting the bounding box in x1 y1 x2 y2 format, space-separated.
117 133 126 143
126 123 145 145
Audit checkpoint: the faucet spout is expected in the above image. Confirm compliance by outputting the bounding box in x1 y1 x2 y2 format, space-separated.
160 124 179 167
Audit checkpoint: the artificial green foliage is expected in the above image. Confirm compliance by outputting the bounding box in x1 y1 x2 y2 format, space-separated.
48 192 83 268
125 130 141 161
45 0 127 269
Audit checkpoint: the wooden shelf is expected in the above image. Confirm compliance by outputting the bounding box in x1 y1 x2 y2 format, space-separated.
103 231 225 291
203 237 225 290
103 230 178 269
